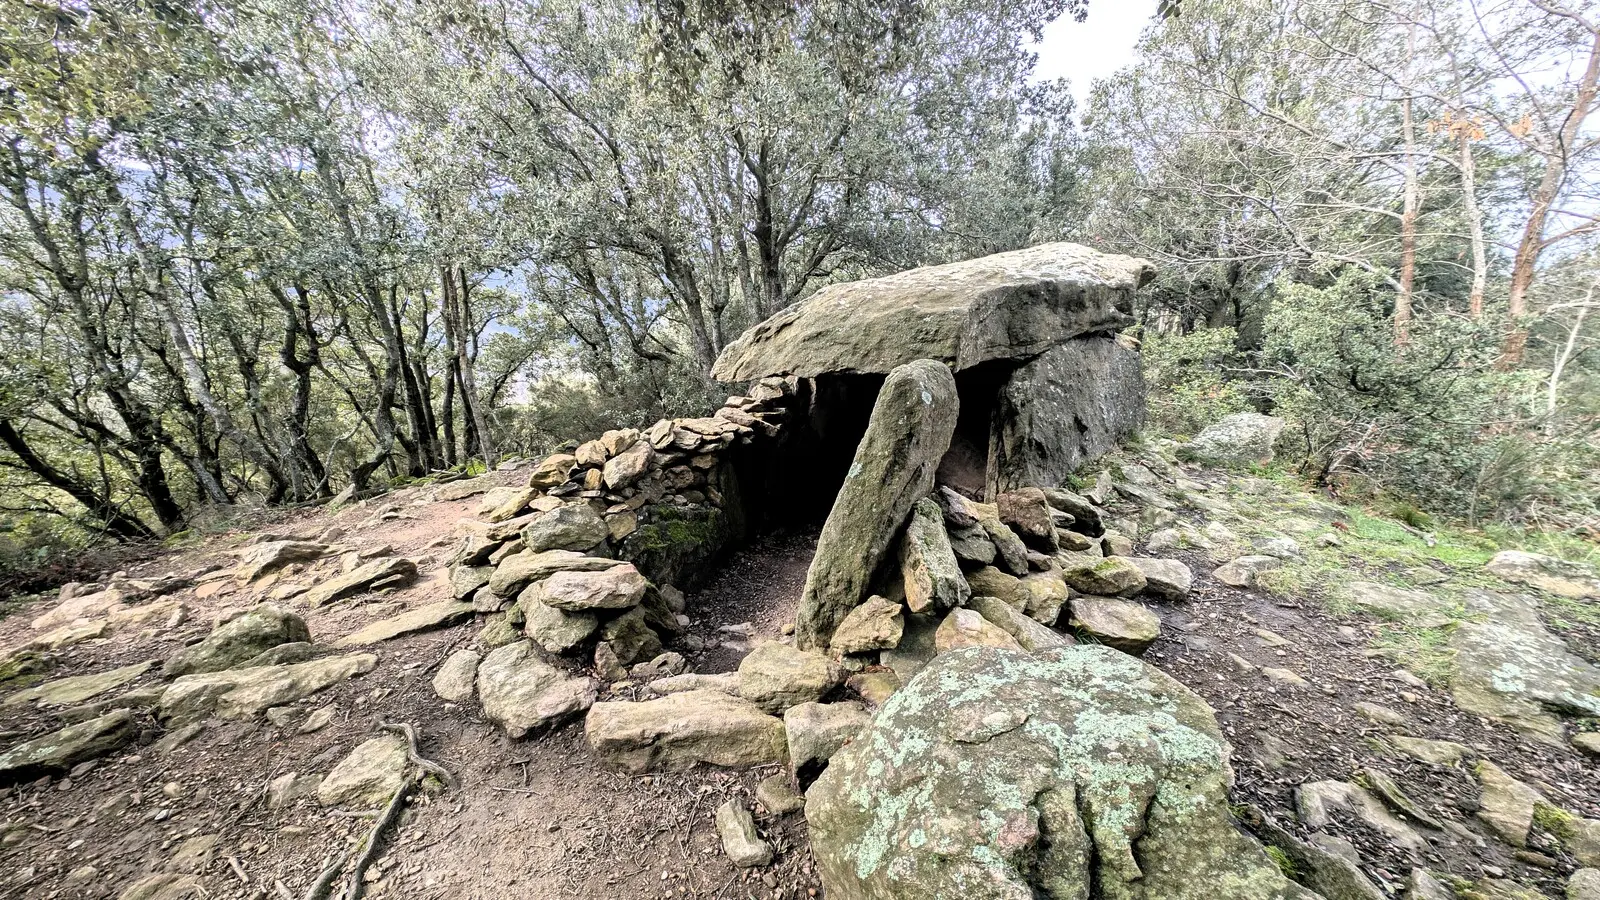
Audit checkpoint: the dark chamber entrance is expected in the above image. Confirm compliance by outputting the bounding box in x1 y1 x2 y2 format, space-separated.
729 363 1016 535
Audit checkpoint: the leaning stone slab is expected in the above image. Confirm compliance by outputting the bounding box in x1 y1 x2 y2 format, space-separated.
585 689 787 773
487 549 619 598
899 498 969 613
334 600 474 647
795 359 958 650
164 605 310 677
158 653 377 723
969 595 1072 653
717 799 773 868
476 641 598 738
0 709 136 785
5 661 152 708
301 557 418 607
805 645 1316 900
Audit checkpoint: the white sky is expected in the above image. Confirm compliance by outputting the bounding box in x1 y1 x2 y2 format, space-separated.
1030 3 1157 110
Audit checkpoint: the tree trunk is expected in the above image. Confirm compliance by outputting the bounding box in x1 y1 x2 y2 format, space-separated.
1460 131 1487 318
1503 22 1600 366
0 420 156 541
1395 23 1418 350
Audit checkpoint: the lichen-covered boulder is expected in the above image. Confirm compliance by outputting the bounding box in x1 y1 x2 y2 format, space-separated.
805 646 1319 900
163 605 311 678
795 360 959 650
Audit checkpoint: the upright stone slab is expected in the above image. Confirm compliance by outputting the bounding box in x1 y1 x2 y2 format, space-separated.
795 360 958 650
988 334 1146 495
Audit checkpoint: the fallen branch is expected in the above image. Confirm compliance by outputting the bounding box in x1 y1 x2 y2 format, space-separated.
381 721 459 791
301 855 346 900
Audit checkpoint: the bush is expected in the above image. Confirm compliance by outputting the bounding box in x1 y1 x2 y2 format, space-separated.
1140 326 1253 437
1259 273 1594 526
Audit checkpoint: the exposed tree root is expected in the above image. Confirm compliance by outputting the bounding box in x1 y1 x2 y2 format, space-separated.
381 721 459 791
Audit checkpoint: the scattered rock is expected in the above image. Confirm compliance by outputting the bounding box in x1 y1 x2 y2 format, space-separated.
1475 761 1543 848
158 653 377 723
521 596 599 654
1346 582 1457 627
0 709 136 785
1485 550 1599 600
116 873 203 900
1449 591 1600 742
629 652 687 682
585 689 787 773
997 488 1058 552
31 619 110 652
795 360 958 650
164 605 311 678
845 670 900 706
525 564 648 611
598 608 663 666
1389 735 1469 766
648 672 741 695
602 440 655 490
755 774 804 815
1574 733 1600 757
976 505 1031 576
1213 555 1283 588
1068 597 1160 655
432 650 481 702
5 661 152 708
1296 780 1428 857
235 540 329 582
945 522 997 567
806 645 1313 900
30 588 126 632
335 600 474 647
487 550 628 598
521 504 609 553
716 799 773 868
1263 667 1308 688
476 641 599 738
933 607 1023 653
1041 488 1103 536
968 595 1071 653
737 642 844 714
301 557 418 607
1571 870 1600 900
830 596 904 655
1057 555 1147 597
1124 556 1193 601
899 498 970 613
268 772 323 809
1352 701 1408 727
784 700 869 783
317 734 409 807
299 706 335 734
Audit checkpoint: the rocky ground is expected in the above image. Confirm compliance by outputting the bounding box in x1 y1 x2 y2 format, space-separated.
0 437 1596 900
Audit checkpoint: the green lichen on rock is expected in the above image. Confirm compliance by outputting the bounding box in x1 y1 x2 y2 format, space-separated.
620 501 737 590
804 645 1320 900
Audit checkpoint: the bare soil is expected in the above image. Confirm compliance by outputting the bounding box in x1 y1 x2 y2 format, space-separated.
0 462 1594 899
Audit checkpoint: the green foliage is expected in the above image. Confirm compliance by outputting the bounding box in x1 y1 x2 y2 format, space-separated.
1263 845 1300 880
1140 328 1254 437
1261 273 1582 524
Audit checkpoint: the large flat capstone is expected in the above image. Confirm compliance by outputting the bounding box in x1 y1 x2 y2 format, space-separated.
711 243 1153 381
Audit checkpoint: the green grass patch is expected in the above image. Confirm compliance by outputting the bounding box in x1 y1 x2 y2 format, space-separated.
1370 623 1458 686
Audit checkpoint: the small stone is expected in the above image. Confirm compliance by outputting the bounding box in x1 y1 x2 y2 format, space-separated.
1212 555 1282 588
1068 598 1160 655
755 774 804 815
1573 733 1600 758
1475 761 1543 848
316 734 408 807
1263 667 1308 687
933 608 1023 653
1352 701 1408 727
1388 735 1469 766
829 596 904 655
716 799 772 868
432 650 481 703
